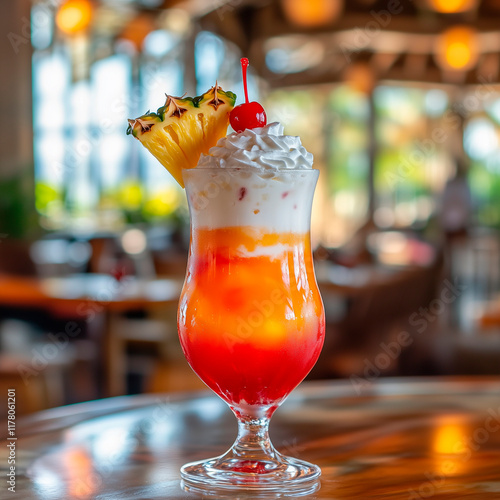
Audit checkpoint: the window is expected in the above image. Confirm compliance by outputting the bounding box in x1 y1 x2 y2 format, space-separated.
32 9 237 231
374 86 453 229
466 94 500 227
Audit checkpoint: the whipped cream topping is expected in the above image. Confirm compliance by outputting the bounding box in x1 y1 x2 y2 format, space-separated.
197 122 313 170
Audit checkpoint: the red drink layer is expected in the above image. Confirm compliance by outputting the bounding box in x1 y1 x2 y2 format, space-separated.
178 226 325 407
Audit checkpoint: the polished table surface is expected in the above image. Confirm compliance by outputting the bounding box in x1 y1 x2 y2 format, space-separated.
2 377 500 499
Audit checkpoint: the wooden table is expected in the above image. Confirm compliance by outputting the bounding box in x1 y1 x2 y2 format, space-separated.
0 274 181 314
2 377 500 499
0 274 182 396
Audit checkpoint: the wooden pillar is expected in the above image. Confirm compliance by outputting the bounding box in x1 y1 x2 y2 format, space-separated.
0 0 35 237
183 26 198 96
367 91 377 221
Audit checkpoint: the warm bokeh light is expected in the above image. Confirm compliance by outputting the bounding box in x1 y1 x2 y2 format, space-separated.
281 0 343 27
158 8 192 35
121 229 147 255
343 62 375 95
433 420 466 455
65 447 97 497
119 13 156 50
428 0 478 13
56 0 93 35
432 417 470 477
435 26 479 71
447 41 471 68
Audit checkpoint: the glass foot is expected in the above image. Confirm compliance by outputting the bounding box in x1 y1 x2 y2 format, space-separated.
181 452 321 493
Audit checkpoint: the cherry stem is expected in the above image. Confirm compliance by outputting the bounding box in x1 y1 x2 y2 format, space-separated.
241 57 249 104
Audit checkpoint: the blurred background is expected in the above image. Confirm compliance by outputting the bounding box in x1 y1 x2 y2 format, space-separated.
1 0 500 417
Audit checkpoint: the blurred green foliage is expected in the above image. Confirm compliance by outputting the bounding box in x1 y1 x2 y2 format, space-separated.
0 170 38 238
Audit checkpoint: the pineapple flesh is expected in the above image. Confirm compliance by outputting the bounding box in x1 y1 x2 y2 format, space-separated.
127 84 236 187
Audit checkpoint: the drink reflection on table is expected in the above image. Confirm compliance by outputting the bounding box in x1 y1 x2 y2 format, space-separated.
12 379 500 499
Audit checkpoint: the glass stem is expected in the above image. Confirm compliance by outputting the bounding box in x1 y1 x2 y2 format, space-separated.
229 406 279 462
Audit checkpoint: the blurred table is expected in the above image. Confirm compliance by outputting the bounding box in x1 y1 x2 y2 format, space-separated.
0 274 182 396
479 296 500 330
2 377 500 499
0 274 181 313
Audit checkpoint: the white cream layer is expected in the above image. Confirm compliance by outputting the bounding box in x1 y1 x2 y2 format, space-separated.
182 169 318 233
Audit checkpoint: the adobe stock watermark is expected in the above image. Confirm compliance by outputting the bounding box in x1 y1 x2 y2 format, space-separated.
339 0 410 63
408 278 467 333
279 437 304 458
386 74 498 188
17 321 83 384
223 289 285 349
187 170 233 211
53 59 169 178
17 276 134 384
216 0 244 21
7 0 60 54
350 278 466 395
408 406 500 499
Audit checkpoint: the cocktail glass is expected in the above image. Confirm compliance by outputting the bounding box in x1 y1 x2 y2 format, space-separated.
178 167 325 492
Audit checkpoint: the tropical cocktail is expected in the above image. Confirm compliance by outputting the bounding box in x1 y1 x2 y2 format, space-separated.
128 59 325 492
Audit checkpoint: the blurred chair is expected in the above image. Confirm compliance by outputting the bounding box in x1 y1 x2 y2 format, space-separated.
87 228 182 395
0 229 183 400
0 239 37 276
0 238 97 408
30 239 92 277
313 248 444 379
86 235 123 275
109 306 179 395
152 249 188 278
0 320 77 417
87 229 156 279
0 237 92 278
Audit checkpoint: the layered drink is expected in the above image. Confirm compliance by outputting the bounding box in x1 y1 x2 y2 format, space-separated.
178 123 325 408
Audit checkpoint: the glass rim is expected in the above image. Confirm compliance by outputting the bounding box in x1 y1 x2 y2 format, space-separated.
182 167 319 174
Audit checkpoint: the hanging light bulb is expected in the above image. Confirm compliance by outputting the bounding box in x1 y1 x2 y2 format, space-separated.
435 26 479 71
428 0 478 13
343 62 375 94
119 13 156 51
56 0 93 35
281 0 343 28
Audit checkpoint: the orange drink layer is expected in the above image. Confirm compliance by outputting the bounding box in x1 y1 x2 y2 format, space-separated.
178 226 325 407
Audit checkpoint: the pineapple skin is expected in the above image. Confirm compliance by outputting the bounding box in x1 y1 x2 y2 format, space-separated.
127 86 236 188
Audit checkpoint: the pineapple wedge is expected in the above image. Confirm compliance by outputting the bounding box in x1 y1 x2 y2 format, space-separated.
127 84 236 187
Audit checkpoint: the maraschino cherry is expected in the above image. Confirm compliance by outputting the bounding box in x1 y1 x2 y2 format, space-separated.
230 58 267 133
